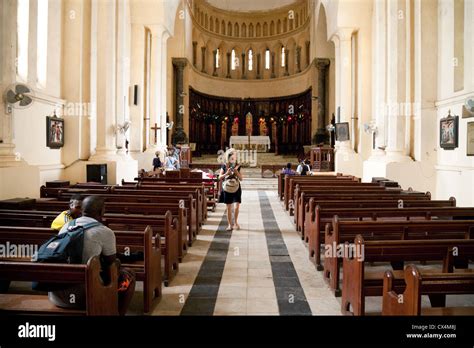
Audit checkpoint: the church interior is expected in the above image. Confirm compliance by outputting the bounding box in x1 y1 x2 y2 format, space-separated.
1 0 474 327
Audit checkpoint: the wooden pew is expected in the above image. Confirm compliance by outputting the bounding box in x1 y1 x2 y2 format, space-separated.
55 192 200 237
0 256 119 315
0 225 162 313
307 203 467 268
324 218 474 296
294 185 403 230
0 209 179 285
283 174 358 209
382 264 474 316
341 235 474 315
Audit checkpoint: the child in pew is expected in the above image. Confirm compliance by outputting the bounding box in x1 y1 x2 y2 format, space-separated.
51 194 83 231
49 196 136 316
282 163 296 176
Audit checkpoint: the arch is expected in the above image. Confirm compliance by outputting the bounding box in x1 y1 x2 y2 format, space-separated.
249 23 254 37
227 22 232 36
263 22 268 36
283 18 288 33
210 16 214 31
221 20 226 35
215 18 219 33
234 22 239 37
242 23 247 38
205 13 208 29
256 22 261 37
277 19 281 34
270 21 275 36
295 13 299 28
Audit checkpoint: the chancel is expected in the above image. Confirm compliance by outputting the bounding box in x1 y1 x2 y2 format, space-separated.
0 0 474 326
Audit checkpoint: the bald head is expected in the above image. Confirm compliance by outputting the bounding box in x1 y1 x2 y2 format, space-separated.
81 196 105 220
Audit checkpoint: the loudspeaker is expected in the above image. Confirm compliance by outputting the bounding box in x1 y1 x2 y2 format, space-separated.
87 164 107 184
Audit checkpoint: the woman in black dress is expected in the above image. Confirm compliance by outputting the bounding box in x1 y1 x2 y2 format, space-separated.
218 149 243 231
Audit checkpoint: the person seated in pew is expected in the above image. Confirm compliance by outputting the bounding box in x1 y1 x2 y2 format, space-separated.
282 163 296 176
49 196 136 316
152 151 163 171
50 194 83 231
296 160 311 176
164 148 180 170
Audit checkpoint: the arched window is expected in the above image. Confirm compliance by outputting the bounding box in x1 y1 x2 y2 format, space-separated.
281 46 286 67
37 0 49 87
216 48 220 68
248 49 253 71
17 0 30 81
231 49 236 70
265 49 270 70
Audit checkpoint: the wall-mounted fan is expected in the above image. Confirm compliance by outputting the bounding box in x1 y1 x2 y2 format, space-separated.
463 96 474 118
3 83 35 110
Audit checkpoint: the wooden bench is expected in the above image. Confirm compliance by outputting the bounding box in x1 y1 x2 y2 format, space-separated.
0 225 162 313
294 185 404 229
307 204 469 268
0 256 119 315
284 175 359 210
55 192 200 237
341 235 474 315
382 264 474 316
0 209 179 286
324 218 474 296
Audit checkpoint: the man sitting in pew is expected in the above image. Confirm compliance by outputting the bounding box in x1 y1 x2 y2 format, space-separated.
49 196 136 315
50 194 83 231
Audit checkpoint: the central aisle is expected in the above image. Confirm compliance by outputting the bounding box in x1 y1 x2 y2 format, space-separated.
132 189 341 315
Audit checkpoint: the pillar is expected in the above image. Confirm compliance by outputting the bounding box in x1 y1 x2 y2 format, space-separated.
256 53 261 79
192 41 197 66
201 46 206 73
241 52 246 79
296 45 302 73
315 58 330 143
172 58 188 145
271 52 276 78
284 48 290 76
226 51 231 78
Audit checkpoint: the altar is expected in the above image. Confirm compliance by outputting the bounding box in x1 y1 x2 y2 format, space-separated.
229 136 271 152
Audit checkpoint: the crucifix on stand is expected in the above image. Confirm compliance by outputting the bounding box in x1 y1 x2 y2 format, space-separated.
151 123 160 145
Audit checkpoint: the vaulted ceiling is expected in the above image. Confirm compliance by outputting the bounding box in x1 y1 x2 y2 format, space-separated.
204 0 299 12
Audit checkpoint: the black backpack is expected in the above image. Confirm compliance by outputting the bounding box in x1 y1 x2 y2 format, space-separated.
301 164 310 176
34 220 100 264
32 220 100 292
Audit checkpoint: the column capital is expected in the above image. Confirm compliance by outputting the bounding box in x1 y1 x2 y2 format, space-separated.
333 27 355 42
172 57 188 69
315 58 330 69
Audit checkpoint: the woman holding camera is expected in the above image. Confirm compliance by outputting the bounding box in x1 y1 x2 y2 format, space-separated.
218 148 243 231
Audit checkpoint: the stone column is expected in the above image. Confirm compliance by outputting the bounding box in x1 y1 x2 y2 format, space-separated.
315 58 330 143
241 52 246 79
256 53 261 79
305 41 311 67
212 49 218 76
91 0 118 159
172 58 188 145
201 46 206 73
226 51 231 78
337 29 354 148
0 0 23 166
284 48 290 76
271 52 276 78
296 46 302 73
192 41 197 66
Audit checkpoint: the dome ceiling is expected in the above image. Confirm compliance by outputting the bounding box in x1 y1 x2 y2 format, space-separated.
204 0 299 12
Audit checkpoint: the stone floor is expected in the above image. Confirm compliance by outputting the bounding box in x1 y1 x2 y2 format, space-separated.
129 188 342 315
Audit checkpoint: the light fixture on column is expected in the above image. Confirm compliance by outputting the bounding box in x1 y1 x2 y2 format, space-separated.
363 120 378 149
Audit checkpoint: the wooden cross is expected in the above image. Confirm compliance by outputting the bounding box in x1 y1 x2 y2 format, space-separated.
151 123 160 144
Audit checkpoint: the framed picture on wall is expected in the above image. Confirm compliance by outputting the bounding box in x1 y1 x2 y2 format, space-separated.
46 116 64 149
335 122 350 142
439 112 458 150
467 122 474 156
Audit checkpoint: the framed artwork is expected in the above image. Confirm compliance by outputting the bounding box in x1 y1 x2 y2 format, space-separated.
439 112 458 150
467 122 474 156
335 122 350 142
46 116 64 148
